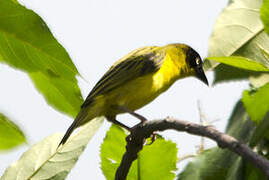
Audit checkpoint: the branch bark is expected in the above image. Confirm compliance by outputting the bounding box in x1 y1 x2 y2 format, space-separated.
115 117 269 180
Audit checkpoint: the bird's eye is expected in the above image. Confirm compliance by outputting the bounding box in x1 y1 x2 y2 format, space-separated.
195 57 200 65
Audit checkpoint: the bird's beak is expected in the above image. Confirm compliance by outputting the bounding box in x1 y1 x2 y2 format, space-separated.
195 66 209 86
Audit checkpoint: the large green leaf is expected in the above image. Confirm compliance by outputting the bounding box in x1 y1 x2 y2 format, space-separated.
210 64 262 84
261 0 269 34
249 112 269 147
0 113 26 151
206 56 269 72
0 117 104 180
244 161 267 180
100 125 136 180
207 0 264 65
178 148 244 180
205 0 269 84
178 101 255 180
137 137 177 180
249 74 269 88
242 82 269 123
101 125 177 180
30 72 82 117
0 0 83 117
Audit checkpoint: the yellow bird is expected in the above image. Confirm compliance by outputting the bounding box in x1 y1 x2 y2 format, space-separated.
59 43 208 146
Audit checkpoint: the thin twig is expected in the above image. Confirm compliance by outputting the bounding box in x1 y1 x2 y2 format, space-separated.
177 154 197 163
197 100 205 153
115 117 269 180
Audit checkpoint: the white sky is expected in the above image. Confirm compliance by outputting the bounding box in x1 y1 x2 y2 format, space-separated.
0 0 250 179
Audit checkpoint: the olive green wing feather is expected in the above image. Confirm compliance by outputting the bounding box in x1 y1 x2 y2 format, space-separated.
81 46 165 108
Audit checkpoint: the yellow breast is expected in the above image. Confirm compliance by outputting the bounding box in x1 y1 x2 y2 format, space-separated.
152 54 181 92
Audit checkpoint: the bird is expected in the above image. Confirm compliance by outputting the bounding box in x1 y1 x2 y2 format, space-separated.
58 43 208 146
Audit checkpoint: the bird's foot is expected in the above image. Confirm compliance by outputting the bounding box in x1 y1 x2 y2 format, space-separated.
126 121 157 146
146 131 157 145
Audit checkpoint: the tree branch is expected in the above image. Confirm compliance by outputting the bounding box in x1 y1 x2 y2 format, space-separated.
115 117 269 180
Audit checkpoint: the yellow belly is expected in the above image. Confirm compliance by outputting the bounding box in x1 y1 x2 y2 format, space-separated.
109 74 163 111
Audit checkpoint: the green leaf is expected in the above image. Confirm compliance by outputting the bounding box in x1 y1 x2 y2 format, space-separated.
206 56 269 72
242 82 269 123
249 112 269 147
261 0 269 34
178 148 244 180
0 117 104 180
224 101 254 139
233 31 269 67
0 113 26 150
205 0 269 84
244 162 267 180
0 0 83 117
100 125 131 180
206 0 264 68
208 0 263 66
212 64 262 84
138 137 177 180
101 125 177 180
29 72 83 117
178 101 255 180
249 74 269 88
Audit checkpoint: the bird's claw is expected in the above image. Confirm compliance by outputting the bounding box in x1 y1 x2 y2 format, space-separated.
146 131 157 145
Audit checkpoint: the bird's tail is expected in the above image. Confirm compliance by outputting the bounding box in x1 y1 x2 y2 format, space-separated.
58 108 89 148
58 119 78 147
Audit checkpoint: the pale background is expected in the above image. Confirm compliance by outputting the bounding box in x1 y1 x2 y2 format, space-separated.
0 0 249 179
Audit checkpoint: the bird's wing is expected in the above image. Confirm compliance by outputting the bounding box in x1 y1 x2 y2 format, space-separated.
81 46 166 108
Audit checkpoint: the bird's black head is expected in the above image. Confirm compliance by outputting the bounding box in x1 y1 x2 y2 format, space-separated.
185 47 208 86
